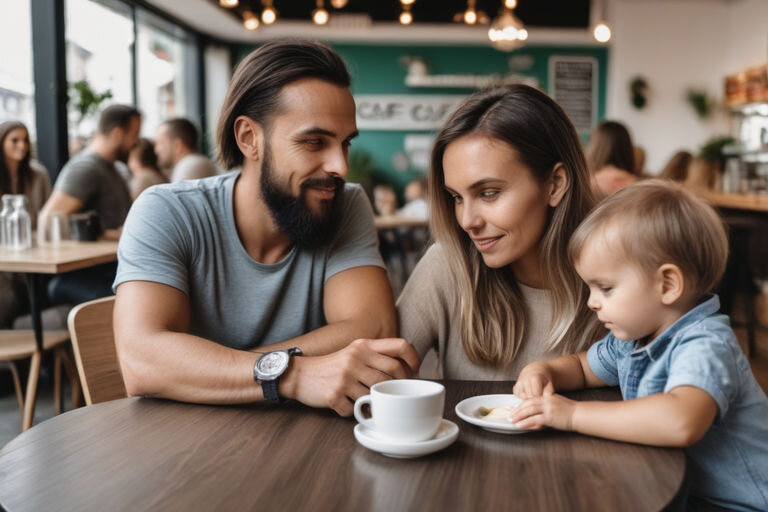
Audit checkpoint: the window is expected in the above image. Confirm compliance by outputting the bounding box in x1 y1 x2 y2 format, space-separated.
0 0 36 141
136 10 196 138
65 0 134 143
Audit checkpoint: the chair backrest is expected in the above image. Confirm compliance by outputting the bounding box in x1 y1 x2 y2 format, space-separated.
67 296 126 405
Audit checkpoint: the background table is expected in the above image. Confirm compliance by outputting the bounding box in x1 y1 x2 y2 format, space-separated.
0 381 685 511
0 240 118 351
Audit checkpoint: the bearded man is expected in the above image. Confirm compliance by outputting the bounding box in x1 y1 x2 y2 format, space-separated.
114 40 419 415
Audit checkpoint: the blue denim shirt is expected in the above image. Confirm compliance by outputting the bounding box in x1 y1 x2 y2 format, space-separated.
587 295 768 511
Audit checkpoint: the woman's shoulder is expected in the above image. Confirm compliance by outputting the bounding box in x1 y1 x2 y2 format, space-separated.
398 243 454 301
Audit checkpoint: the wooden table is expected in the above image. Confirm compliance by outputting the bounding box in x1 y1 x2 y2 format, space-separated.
374 215 428 230
0 240 118 351
698 190 768 213
0 381 686 511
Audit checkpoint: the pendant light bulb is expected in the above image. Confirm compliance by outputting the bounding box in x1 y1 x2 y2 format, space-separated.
219 0 238 7
399 9 413 25
593 22 611 43
330 0 348 7
464 8 477 25
313 7 329 25
261 7 277 24
243 10 259 30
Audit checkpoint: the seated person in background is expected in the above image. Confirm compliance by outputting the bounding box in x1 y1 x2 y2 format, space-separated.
39 105 139 305
585 120 639 198
633 145 646 176
685 156 720 191
154 118 218 183
511 181 768 512
127 138 167 200
0 120 51 327
114 40 419 415
40 104 138 241
397 176 428 220
659 150 693 183
373 184 397 216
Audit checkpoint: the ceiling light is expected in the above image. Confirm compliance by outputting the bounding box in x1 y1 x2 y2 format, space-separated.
261 1 278 24
399 8 413 25
400 0 416 5
593 22 611 43
243 10 259 30
504 0 517 8
488 6 526 52
313 1 329 25
592 0 612 43
330 0 348 7
463 0 478 24
219 0 238 6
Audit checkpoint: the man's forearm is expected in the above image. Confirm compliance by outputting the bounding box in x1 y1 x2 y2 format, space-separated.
118 331 265 404
260 314 396 357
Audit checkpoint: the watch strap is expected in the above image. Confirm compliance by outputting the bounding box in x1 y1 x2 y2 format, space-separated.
261 378 281 403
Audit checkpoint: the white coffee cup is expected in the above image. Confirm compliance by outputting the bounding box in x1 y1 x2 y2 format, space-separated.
353 379 445 443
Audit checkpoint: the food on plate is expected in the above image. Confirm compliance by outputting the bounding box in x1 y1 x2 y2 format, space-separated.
477 406 517 423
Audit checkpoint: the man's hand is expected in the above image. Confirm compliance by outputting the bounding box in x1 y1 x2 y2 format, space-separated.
513 362 556 399
508 394 578 431
280 338 421 416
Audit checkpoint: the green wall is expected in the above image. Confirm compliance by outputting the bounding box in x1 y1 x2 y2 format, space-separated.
235 42 609 198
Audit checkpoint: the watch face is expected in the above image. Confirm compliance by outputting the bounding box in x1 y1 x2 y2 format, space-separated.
256 351 289 379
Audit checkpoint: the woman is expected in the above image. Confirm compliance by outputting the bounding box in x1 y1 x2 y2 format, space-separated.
127 138 167 200
585 120 639 198
0 121 51 328
659 150 693 183
0 121 51 228
397 85 604 379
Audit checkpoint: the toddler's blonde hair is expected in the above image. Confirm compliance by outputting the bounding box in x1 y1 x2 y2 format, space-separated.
569 180 728 299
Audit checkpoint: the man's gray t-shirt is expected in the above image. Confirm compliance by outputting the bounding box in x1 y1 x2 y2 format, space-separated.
54 149 132 230
114 172 384 350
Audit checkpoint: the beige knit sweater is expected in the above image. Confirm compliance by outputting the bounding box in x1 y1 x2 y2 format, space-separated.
397 244 567 380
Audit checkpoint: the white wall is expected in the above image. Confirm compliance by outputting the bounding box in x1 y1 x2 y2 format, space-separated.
606 0 768 173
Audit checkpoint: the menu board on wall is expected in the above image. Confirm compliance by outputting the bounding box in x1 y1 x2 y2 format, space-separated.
548 56 598 135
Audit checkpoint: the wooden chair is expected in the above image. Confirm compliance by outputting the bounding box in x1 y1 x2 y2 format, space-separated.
67 296 126 405
0 329 79 431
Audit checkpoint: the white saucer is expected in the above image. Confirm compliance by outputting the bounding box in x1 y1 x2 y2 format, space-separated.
455 394 538 434
354 419 459 458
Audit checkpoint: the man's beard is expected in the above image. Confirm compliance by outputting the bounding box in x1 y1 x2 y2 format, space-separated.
260 145 345 249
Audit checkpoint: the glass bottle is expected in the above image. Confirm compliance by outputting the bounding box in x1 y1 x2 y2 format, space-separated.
0 194 15 248
7 195 32 250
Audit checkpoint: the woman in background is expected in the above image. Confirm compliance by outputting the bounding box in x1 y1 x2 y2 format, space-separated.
0 121 51 228
127 138 167 200
659 150 693 183
397 85 604 380
0 121 51 327
585 120 639 198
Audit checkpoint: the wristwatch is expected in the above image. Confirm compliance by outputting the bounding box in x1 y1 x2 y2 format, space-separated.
253 347 302 403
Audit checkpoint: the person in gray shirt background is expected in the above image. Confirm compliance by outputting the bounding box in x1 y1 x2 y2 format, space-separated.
154 118 218 182
40 104 139 240
114 40 419 415
39 105 139 306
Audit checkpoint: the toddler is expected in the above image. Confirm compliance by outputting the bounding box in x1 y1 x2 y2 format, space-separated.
512 180 768 511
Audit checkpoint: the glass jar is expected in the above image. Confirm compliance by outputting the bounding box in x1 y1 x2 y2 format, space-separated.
0 194 15 248
7 195 32 250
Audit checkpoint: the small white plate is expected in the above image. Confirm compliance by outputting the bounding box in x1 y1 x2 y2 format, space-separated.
354 419 459 458
454 394 537 434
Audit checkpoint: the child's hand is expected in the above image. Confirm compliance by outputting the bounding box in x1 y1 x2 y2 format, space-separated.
509 394 578 431
513 362 555 399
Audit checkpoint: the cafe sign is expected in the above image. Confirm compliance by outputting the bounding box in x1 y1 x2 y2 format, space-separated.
354 94 466 131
